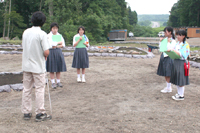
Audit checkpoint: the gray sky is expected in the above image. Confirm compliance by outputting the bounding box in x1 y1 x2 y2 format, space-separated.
125 0 178 14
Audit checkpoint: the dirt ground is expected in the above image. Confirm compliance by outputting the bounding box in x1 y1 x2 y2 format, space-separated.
0 53 200 133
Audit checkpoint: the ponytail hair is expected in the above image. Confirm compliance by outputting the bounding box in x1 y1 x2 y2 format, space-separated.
164 26 175 39
177 30 189 43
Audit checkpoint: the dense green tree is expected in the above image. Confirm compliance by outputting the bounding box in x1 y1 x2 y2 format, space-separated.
168 0 200 27
128 6 137 25
0 0 138 43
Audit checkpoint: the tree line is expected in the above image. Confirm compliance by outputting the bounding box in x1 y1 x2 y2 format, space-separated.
0 0 138 44
168 0 200 27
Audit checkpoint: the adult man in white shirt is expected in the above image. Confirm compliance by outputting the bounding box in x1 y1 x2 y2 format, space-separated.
21 11 51 122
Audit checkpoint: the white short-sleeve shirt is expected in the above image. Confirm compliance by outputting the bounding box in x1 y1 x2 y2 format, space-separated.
73 34 90 47
22 26 51 74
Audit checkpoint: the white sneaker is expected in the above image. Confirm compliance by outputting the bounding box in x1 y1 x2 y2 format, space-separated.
77 77 81 83
172 94 184 101
161 87 172 93
82 77 86 83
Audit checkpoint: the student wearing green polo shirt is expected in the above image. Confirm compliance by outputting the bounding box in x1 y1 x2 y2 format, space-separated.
72 26 89 83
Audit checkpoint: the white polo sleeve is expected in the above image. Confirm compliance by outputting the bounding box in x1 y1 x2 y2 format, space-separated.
41 33 51 51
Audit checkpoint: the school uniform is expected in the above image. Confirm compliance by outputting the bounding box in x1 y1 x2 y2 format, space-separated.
157 38 176 77
170 41 190 86
46 32 67 72
72 34 89 68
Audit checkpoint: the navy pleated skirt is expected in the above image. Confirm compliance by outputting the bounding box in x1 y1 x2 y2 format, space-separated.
170 59 189 86
46 48 67 72
72 48 89 68
157 53 174 77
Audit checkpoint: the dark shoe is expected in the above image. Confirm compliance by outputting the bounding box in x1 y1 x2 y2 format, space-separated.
172 94 184 101
57 82 63 87
24 113 32 120
35 113 51 122
52 83 57 89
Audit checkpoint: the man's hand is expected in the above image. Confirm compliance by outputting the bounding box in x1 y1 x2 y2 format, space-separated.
44 49 49 57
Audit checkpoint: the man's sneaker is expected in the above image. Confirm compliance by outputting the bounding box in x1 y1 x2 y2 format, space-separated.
57 82 63 87
77 77 81 83
172 94 184 101
24 113 32 120
35 113 51 122
82 77 86 83
52 83 57 89
161 87 172 93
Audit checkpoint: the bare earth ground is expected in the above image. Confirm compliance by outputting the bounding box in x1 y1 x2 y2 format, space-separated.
0 53 200 133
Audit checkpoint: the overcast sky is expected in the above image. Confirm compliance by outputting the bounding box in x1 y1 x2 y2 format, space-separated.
125 0 178 15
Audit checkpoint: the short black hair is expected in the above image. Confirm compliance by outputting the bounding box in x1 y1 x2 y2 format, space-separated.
31 11 46 27
177 30 189 43
77 26 85 34
50 22 59 30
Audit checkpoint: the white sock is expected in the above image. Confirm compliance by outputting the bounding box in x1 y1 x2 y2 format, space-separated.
57 79 60 83
177 86 180 95
166 82 171 89
179 86 185 97
82 74 85 79
77 74 80 78
51 79 55 84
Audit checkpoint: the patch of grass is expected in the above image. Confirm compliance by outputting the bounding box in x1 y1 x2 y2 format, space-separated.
103 43 152 48
0 39 22 45
190 47 200 51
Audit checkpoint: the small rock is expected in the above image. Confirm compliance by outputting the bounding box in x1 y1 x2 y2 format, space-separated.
94 53 101 56
88 53 94 56
102 53 109 57
63 52 71 57
99 50 104 53
132 55 141 58
125 54 132 58
117 54 124 57
109 53 117 57
0 85 11 93
10 84 23 91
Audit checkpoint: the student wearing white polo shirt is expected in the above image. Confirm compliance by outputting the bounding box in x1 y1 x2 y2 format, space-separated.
21 11 51 122
157 27 176 93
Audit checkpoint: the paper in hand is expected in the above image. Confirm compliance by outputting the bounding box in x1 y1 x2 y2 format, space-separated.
52 35 62 42
160 38 168 52
164 51 181 59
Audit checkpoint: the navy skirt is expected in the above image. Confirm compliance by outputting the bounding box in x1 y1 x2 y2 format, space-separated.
72 48 89 68
170 59 189 86
157 53 174 77
46 48 67 72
